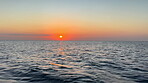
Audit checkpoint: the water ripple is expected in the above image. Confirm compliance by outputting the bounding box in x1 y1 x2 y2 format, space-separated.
0 41 147 83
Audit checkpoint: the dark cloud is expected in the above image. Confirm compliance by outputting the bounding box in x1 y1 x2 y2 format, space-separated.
0 34 51 36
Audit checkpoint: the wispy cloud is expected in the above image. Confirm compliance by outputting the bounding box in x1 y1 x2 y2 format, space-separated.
0 34 51 36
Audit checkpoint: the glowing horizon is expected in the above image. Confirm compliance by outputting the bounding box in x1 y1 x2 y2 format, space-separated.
0 0 148 41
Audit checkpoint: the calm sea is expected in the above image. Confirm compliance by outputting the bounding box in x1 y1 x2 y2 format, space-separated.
0 41 147 83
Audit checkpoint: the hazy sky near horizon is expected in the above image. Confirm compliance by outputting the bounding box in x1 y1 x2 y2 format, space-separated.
0 0 148 41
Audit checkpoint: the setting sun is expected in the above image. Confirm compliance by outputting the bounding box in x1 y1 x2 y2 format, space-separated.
59 35 63 39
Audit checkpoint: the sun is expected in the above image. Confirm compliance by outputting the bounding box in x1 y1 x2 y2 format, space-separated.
59 35 63 39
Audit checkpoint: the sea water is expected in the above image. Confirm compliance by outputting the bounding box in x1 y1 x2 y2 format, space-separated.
0 41 147 83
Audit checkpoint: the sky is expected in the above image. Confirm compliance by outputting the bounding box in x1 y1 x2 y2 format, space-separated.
0 0 148 41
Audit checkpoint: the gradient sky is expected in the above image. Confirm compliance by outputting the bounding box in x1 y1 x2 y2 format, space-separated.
0 0 148 41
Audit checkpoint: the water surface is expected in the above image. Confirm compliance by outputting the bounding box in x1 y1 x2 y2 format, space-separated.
0 41 147 83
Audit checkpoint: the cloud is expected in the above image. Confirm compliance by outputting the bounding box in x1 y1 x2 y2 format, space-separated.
0 34 51 36
0 33 52 40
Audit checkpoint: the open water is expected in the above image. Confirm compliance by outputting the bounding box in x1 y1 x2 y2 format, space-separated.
0 41 147 83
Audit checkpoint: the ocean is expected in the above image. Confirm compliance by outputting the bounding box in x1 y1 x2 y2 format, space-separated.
0 41 147 83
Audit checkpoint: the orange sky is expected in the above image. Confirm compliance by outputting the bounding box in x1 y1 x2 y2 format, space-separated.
0 0 148 41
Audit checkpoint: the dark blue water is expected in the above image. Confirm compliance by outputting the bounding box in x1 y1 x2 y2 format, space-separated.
0 41 147 83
